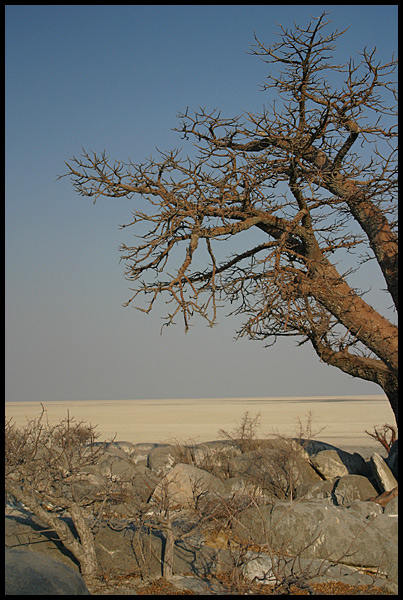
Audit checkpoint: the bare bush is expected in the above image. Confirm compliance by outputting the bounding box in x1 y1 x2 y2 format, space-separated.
365 424 397 454
218 411 324 501
5 407 121 585
218 411 262 452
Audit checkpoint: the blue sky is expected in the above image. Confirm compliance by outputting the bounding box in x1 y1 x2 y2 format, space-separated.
5 5 398 403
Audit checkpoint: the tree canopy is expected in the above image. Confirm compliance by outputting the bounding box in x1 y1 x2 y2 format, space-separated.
62 14 398 422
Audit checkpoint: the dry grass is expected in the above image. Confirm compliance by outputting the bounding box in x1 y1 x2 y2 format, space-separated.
88 574 395 595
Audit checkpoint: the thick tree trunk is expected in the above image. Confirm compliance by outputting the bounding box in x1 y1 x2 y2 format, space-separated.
68 504 102 586
6 483 102 586
306 260 398 376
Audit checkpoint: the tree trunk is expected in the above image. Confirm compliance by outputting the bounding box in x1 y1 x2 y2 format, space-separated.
162 518 174 579
6 483 102 586
68 504 102 586
309 337 398 426
306 259 398 375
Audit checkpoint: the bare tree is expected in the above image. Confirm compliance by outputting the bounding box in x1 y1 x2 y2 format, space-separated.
62 14 398 422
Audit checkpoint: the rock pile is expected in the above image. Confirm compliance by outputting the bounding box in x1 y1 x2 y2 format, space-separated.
5 437 398 594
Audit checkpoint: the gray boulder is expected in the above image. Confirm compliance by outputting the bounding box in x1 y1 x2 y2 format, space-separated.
333 474 379 505
294 478 336 501
384 496 398 516
295 474 380 505
147 444 190 476
293 438 346 456
233 499 397 583
85 453 137 480
191 440 242 476
370 452 398 493
346 499 384 520
130 464 160 502
92 521 232 580
5 547 90 595
309 449 366 479
228 446 321 498
86 440 132 459
129 442 161 465
241 550 390 589
6 513 79 571
150 462 227 507
94 524 159 578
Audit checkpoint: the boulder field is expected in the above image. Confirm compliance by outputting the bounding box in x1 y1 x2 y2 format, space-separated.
5 437 398 594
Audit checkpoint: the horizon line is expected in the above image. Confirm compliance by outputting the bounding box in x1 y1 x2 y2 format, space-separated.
5 394 388 404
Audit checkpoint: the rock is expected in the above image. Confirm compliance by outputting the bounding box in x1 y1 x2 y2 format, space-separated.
150 463 227 507
130 465 160 503
370 452 398 493
147 445 189 476
294 478 336 501
87 440 132 459
5 435 398 591
102 441 135 457
94 523 162 578
293 438 344 456
109 440 136 455
384 495 398 516
58 471 107 506
93 521 232 580
5 513 80 571
5 547 90 595
385 440 398 480
233 499 397 583
309 449 366 479
221 476 269 500
228 446 321 498
366 511 398 542
191 440 242 476
241 550 387 589
346 499 383 520
333 474 379 505
129 442 161 465
86 453 137 480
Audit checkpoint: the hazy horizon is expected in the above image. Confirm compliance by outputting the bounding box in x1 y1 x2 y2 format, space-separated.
5 394 388 404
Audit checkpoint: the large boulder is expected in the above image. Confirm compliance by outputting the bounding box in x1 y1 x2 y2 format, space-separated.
370 453 398 493
5 547 90 595
295 474 380 505
228 445 321 498
94 523 161 579
150 463 227 508
85 453 138 480
294 478 336 501
191 440 242 476
333 474 379 505
5 513 80 571
233 499 398 583
309 449 366 479
92 521 232 580
241 551 388 589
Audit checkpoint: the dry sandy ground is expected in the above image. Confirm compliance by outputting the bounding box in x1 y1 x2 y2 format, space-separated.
5 395 396 452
